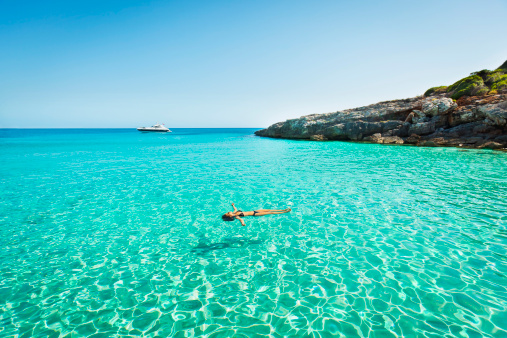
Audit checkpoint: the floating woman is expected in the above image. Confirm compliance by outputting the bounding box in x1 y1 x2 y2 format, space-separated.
222 203 291 226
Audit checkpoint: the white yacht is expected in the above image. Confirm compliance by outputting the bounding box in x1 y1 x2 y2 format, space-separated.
137 123 171 133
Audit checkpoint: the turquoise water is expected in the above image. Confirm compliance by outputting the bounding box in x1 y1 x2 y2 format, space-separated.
1 128 506 338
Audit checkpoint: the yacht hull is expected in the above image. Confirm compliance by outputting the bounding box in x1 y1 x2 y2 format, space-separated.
137 128 171 132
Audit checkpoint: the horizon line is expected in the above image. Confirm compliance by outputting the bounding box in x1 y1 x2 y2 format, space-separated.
0 127 265 129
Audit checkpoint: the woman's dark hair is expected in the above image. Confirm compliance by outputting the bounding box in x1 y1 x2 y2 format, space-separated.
222 214 235 221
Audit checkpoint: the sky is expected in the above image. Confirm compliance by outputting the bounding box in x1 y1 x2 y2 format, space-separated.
1 0 506 128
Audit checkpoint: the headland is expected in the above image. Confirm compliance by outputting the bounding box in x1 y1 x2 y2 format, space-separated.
255 60 507 150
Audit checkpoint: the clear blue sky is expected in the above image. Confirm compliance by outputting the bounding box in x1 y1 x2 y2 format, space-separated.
1 0 506 128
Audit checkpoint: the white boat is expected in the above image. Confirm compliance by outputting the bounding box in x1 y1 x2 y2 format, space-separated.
137 123 172 133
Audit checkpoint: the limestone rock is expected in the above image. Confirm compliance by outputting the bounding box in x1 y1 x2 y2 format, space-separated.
445 122 483 136
323 124 346 139
392 122 411 137
408 122 435 135
429 137 446 145
431 115 449 129
255 94 506 149
422 97 457 116
418 137 446 147
381 120 404 131
444 138 467 147
405 134 421 144
255 97 422 139
479 141 503 149
475 139 487 147
419 140 438 147
321 120 405 141
310 135 328 141
412 110 427 123
405 110 428 124
404 112 415 123
422 100 439 116
382 136 404 144
449 107 479 127
363 133 404 145
477 102 507 126
473 123 497 134
494 135 507 143
465 137 483 144
365 133 383 143
344 121 375 140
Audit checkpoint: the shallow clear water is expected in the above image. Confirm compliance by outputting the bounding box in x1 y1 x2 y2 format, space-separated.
0 128 506 338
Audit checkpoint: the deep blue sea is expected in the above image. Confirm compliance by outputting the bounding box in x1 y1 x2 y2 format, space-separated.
0 128 506 337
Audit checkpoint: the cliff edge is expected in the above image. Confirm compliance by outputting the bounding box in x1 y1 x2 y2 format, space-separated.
255 61 507 150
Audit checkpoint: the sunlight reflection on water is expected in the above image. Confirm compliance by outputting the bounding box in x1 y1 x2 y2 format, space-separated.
0 128 506 337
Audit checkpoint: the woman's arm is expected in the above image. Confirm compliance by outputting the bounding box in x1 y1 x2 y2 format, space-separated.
231 202 238 212
235 216 246 226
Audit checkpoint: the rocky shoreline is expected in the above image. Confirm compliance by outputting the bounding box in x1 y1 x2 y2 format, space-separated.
255 62 507 151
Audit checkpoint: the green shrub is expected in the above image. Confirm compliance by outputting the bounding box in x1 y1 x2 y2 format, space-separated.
424 86 448 97
423 60 506 98
485 69 505 85
476 87 490 95
491 73 507 91
447 75 486 99
470 69 491 80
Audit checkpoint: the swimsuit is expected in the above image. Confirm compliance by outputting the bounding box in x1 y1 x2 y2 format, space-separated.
237 210 259 217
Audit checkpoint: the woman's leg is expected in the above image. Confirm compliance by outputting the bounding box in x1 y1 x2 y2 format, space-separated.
254 209 291 216
255 208 290 212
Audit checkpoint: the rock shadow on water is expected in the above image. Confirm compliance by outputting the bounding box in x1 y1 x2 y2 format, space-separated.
191 237 263 254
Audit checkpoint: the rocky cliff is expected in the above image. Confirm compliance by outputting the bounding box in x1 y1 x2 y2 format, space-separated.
255 61 507 150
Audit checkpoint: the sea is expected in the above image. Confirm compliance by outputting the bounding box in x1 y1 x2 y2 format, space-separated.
0 128 506 337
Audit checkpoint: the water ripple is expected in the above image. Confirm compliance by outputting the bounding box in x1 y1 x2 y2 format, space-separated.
0 129 506 337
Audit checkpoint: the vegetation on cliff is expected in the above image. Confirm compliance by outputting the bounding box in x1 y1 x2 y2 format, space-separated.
425 60 507 99
424 86 447 97
447 75 488 99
